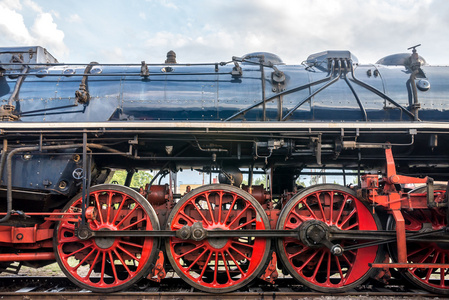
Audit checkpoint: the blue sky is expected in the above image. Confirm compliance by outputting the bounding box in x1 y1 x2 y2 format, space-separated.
1 0 449 65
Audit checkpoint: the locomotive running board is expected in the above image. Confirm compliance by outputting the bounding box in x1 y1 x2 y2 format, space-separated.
370 263 449 269
2 121 449 130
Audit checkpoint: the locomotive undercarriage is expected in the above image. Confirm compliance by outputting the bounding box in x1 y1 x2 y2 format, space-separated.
0 122 449 294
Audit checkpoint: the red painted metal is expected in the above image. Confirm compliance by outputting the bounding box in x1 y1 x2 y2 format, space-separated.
146 184 169 205
148 250 166 282
55 188 157 291
0 252 55 261
361 149 449 293
242 184 270 204
401 208 449 292
260 252 278 283
371 263 449 268
392 210 407 263
279 187 379 290
167 187 269 291
384 148 428 185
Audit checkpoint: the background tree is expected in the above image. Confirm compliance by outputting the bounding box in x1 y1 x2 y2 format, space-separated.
109 170 153 188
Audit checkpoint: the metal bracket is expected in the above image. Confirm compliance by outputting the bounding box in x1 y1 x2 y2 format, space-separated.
141 61 149 77
231 61 242 77
75 62 98 104
271 65 285 93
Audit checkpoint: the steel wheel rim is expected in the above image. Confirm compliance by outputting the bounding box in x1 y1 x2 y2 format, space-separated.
54 184 159 292
276 184 380 292
390 186 449 293
166 184 271 293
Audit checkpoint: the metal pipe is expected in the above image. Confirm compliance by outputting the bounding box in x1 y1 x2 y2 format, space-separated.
225 60 336 121
343 60 367 121
282 59 342 121
0 140 7 185
0 252 55 262
409 69 420 121
81 132 87 225
348 60 417 120
1 142 137 223
4 72 232 77
260 56 267 121
7 66 29 107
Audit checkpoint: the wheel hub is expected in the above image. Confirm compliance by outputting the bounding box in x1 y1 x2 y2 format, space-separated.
94 228 116 249
299 220 330 247
208 229 229 249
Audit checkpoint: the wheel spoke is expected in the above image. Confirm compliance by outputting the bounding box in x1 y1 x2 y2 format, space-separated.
72 248 96 271
190 199 210 225
94 193 105 225
278 185 379 292
115 205 138 228
178 211 197 225
177 242 205 259
301 200 318 220
233 218 257 230
223 195 238 225
228 203 250 227
218 191 223 224
121 217 146 230
339 208 356 228
167 185 270 292
106 192 113 224
113 248 132 274
226 249 245 276
62 243 93 260
298 250 319 272
199 251 213 278
204 192 216 224
55 186 158 292
287 245 310 260
311 250 325 279
186 248 208 271
231 240 254 249
221 251 231 283
100 252 106 283
117 244 140 262
335 194 348 225
119 240 144 249
329 192 334 225
229 245 251 261
315 192 327 223
85 250 101 278
108 250 119 283
111 195 128 225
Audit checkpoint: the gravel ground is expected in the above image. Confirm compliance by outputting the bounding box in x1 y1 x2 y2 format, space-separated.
1 263 443 298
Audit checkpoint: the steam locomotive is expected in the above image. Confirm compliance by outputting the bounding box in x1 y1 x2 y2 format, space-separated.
0 44 448 294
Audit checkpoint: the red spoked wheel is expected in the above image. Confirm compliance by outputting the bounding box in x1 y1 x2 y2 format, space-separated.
387 185 449 294
54 184 160 292
276 184 382 292
165 184 271 293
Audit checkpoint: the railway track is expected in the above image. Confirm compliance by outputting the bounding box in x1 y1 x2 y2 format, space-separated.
0 276 441 299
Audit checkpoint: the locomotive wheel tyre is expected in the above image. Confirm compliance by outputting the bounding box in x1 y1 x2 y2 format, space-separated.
53 184 160 293
165 184 271 293
386 184 449 294
276 184 383 293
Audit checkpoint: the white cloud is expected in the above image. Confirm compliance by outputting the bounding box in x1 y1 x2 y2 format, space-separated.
2 0 22 10
0 1 34 44
139 12 146 20
31 12 68 57
68 14 81 23
149 0 443 64
23 0 42 13
0 0 68 59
